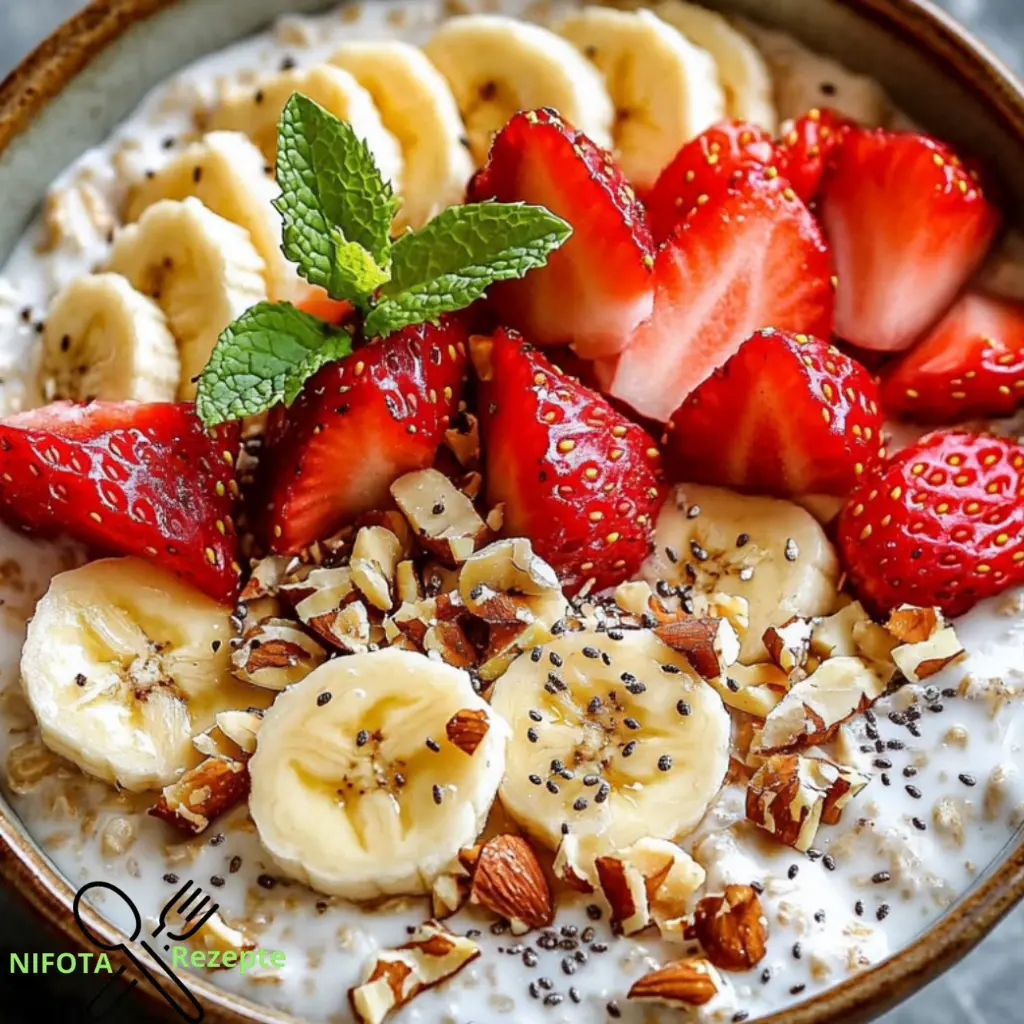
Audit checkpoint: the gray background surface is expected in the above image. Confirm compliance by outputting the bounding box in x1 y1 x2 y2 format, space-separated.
0 0 1022 1020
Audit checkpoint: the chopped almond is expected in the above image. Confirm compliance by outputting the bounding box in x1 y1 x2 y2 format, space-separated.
628 957 723 1007
464 834 553 935
692 884 767 971
230 618 325 690
391 468 488 565
654 617 740 679
148 756 248 835
350 526 403 611
445 708 491 755
348 921 481 1024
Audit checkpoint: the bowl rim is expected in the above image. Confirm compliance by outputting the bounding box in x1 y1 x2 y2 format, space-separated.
2 0 1024 1022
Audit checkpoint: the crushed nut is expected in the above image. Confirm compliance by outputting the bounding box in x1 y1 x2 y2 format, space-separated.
692 884 768 971
391 468 488 565
230 618 326 689
148 756 248 835
462 834 553 934
628 957 723 1007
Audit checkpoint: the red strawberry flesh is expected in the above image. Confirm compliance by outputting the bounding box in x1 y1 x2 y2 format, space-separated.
666 328 885 497
774 107 852 205
644 120 776 244
602 170 835 422
819 129 1001 353
468 108 655 360
476 327 663 595
0 401 241 601
836 430 1024 617
261 318 467 553
881 290 1024 423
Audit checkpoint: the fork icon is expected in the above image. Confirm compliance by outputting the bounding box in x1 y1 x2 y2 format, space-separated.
153 879 220 943
74 879 215 1022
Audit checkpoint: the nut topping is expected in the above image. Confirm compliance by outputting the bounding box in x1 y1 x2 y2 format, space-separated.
348 921 481 1024
654 617 740 679
628 957 723 1007
350 526 403 611
691 884 767 971
463 834 553 935
763 617 814 676
215 709 263 755
886 605 965 682
458 537 566 626
753 656 884 753
595 837 706 937
445 708 491 755
230 618 325 690
746 753 870 851
148 756 248 835
391 468 488 565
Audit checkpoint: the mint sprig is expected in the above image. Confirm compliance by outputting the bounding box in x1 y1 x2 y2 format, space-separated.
197 94 571 427
196 303 352 426
364 202 572 338
274 93 396 297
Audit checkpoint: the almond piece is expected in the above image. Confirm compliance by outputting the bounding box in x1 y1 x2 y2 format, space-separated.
595 837 705 938
753 656 884 753
692 884 767 971
424 619 477 670
349 921 480 1024
466 834 553 935
763 617 814 677
445 708 491 755
391 468 488 565
746 753 870 851
230 617 326 690
654 617 739 679
885 604 941 644
148 756 248 835
889 610 964 683
628 957 723 1007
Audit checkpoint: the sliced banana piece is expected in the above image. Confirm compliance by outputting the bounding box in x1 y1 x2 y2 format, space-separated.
248 648 508 900
329 41 474 231
490 628 730 852
124 131 299 302
558 7 725 190
644 484 840 664
653 0 777 132
40 272 179 403
21 557 265 792
424 15 614 165
106 197 267 399
207 63 403 187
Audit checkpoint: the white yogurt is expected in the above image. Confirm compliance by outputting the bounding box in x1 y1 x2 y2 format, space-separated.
0 3 1023 1023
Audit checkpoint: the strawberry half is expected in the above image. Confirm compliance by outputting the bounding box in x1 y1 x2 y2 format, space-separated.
644 120 776 244
665 328 884 497
773 107 852 205
0 402 241 601
261 317 467 552
601 169 835 423
881 291 1024 423
835 430 1024 617
819 129 1001 353
467 108 655 360
475 328 663 595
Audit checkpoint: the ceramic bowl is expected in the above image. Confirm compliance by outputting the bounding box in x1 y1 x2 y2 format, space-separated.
1 1 1024 1021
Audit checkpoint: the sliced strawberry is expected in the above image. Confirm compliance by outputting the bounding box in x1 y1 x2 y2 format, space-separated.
475 328 663 595
0 402 241 601
467 108 655 359
881 291 1024 423
836 430 1024 616
644 120 776 243
819 129 1001 353
665 328 884 497
773 107 852 205
602 170 835 423
261 317 467 552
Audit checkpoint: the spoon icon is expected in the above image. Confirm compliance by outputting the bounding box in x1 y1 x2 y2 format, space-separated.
73 880 205 1022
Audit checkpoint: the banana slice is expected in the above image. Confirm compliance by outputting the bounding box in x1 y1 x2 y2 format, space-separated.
106 197 267 399
207 63 403 187
248 647 508 900
643 484 841 664
40 272 179 403
329 41 474 231
124 131 299 302
558 7 725 190
21 557 264 793
423 15 614 166
490 628 730 852
653 0 777 132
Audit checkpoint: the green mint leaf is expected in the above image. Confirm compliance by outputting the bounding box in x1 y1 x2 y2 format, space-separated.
196 301 353 426
331 227 391 299
273 93 396 300
363 202 571 338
